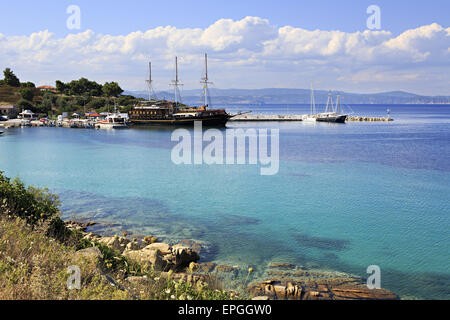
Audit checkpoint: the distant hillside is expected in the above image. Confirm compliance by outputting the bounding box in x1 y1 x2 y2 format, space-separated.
125 88 450 105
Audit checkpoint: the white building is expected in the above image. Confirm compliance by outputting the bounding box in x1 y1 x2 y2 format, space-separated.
18 109 37 120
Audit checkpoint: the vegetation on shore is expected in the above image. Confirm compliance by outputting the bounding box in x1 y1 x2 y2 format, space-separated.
0 68 142 118
0 172 235 300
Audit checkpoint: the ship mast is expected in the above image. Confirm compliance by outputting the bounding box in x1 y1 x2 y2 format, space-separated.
146 61 157 101
326 91 334 113
201 53 212 108
171 56 183 108
310 81 316 115
336 94 341 115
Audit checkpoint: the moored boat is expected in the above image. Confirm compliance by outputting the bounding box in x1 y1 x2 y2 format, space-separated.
315 92 348 123
129 55 231 126
95 113 128 130
302 82 318 122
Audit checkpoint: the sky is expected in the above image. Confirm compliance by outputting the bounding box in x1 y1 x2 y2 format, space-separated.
0 0 449 95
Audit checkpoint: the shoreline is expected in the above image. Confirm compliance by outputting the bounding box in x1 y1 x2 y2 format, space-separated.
66 219 400 300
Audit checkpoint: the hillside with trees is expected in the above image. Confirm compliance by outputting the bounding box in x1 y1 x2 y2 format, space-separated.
0 68 141 118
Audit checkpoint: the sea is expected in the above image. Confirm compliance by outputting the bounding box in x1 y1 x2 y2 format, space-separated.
0 104 449 299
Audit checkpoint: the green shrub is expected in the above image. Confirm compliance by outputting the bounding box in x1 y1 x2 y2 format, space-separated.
0 172 74 242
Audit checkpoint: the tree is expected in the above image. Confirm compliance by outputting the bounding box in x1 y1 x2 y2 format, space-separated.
19 88 35 101
87 98 106 110
21 82 35 88
3 68 20 87
67 78 103 96
16 99 34 111
102 82 123 97
38 92 56 114
55 80 68 94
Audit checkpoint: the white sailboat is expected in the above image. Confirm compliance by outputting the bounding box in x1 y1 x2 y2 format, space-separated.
302 82 318 122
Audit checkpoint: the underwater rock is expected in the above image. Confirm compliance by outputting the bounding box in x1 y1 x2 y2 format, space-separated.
220 214 261 226
215 265 235 273
294 234 350 251
199 262 217 273
143 236 158 245
268 262 296 270
65 220 97 232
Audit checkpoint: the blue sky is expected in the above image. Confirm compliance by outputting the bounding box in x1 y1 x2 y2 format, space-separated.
0 0 449 95
1 0 448 36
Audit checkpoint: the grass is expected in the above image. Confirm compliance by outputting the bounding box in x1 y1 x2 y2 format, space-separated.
0 86 42 105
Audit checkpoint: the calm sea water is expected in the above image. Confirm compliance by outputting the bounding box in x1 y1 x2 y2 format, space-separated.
1 104 449 299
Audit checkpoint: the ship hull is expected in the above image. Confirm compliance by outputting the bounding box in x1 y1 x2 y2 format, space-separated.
316 115 347 123
130 115 231 127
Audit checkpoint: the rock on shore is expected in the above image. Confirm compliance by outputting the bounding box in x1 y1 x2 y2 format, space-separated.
66 221 399 300
75 225 200 272
248 278 399 300
123 243 200 272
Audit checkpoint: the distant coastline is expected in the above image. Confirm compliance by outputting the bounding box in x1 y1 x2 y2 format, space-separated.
126 88 450 106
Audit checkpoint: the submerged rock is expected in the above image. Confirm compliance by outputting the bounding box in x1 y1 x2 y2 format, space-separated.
268 262 296 270
199 262 217 273
143 236 158 245
215 265 235 273
65 220 97 232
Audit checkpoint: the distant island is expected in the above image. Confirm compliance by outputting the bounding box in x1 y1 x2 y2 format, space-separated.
127 88 450 105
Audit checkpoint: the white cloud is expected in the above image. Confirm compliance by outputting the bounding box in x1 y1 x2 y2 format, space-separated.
0 17 448 95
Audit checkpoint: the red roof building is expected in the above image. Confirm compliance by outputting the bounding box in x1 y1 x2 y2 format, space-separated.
37 85 57 92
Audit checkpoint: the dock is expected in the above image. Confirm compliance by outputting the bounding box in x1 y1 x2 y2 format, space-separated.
346 116 393 122
229 114 303 122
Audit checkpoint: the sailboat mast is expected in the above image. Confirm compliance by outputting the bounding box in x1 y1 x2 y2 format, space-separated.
148 62 152 101
176 57 178 83
310 81 316 115
171 56 183 108
337 94 341 115
146 61 157 101
201 53 212 108
175 57 178 106
326 91 332 113
205 53 208 82
204 54 208 106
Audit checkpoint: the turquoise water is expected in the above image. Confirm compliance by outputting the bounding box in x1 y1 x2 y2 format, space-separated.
1 104 449 299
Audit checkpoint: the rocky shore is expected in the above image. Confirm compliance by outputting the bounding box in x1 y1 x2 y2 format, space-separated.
66 220 399 300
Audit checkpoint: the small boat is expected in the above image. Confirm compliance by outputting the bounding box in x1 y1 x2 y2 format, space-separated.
95 113 128 130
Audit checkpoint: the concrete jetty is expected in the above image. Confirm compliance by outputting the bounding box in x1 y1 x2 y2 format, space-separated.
347 116 393 122
229 114 303 122
229 114 394 122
